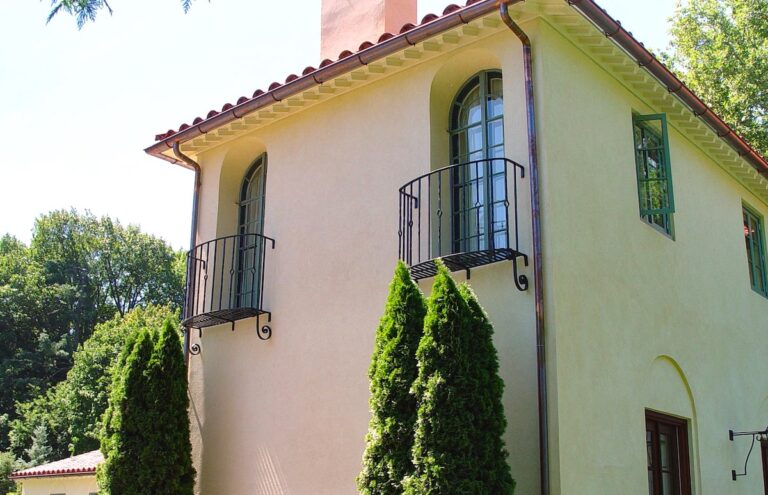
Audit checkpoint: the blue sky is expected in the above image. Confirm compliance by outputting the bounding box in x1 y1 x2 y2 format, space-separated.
0 0 676 249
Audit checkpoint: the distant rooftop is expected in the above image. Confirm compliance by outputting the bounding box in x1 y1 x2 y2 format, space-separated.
11 450 103 479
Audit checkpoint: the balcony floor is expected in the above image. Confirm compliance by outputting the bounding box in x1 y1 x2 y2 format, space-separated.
409 248 525 280
182 307 268 329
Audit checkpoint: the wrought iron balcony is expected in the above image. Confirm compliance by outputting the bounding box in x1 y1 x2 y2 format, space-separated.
183 233 275 331
398 158 528 290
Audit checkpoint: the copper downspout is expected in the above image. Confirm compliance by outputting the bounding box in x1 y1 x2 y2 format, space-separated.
172 142 202 365
499 2 549 495
567 0 768 179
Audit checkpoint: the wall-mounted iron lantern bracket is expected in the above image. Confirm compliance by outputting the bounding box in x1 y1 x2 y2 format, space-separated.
729 427 768 481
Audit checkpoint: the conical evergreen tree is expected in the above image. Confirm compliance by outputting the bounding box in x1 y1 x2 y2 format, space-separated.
144 319 195 494
97 328 154 494
459 284 515 494
403 261 481 495
358 261 426 495
97 321 195 495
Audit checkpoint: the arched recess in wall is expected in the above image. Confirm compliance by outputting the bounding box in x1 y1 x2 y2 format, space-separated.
429 48 503 169
216 137 268 238
647 355 701 492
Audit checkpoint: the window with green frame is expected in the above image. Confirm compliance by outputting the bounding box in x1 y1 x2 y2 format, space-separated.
743 205 767 296
633 114 675 236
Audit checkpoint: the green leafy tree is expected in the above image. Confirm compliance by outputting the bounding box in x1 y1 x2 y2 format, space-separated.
358 261 426 495
46 0 202 28
0 451 22 495
667 0 768 157
459 284 515 494
32 210 184 345
8 306 177 459
98 320 194 494
403 262 479 495
0 235 70 449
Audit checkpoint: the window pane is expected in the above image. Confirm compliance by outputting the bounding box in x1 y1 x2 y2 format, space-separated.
488 119 504 148
633 115 674 235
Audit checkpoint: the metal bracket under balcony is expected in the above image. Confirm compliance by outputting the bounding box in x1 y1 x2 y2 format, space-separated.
398 158 529 290
182 233 275 334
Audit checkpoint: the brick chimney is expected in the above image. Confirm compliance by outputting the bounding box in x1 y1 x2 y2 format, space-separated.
321 0 417 60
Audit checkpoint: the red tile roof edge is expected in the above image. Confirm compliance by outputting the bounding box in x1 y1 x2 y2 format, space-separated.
11 466 98 480
11 450 103 480
144 0 768 180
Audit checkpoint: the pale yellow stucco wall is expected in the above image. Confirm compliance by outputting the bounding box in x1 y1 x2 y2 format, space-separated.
182 7 768 495
18 475 97 495
534 18 768 495
187 29 540 495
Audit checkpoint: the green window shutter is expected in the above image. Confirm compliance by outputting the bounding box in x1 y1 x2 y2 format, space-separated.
632 113 675 235
743 205 768 296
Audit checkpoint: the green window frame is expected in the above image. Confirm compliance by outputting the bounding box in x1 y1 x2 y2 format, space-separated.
633 113 675 236
743 204 767 296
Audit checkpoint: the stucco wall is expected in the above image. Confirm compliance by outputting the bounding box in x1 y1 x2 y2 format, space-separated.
187 30 540 495
19 475 97 495
535 18 768 495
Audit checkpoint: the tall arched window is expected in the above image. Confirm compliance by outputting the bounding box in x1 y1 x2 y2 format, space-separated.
449 70 506 253
236 154 267 308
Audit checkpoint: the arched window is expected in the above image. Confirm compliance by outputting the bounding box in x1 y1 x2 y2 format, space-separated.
449 70 506 253
236 154 267 308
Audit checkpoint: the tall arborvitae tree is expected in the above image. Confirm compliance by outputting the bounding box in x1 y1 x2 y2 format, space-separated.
98 321 194 495
143 320 195 494
459 284 515 494
403 262 481 495
358 261 426 495
97 328 154 494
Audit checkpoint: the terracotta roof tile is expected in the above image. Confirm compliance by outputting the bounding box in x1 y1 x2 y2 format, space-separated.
12 450 103 480
146 0 768 180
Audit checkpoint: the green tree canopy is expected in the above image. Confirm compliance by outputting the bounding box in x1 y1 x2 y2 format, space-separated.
358 261 426 495
667 0 768 157
46 0 201 28
7 305 177 461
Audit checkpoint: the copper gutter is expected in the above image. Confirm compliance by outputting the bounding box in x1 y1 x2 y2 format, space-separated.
144 0 505 164
499 2 549 494
567 0 768 179
172 142 202 365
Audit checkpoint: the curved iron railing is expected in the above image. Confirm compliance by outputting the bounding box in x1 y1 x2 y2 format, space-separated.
398 158 528 289
183 233 275 330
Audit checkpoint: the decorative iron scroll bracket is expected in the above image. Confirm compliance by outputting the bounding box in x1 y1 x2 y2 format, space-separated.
511 253 529 291
729 428 768 481
257 311 272 341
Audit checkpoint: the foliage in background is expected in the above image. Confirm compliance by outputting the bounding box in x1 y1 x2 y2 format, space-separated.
7 305 177 461
0 451 22 495
358 261 426 495
666 0 767 158
0 209 183 454
459 284 515 494
98 321 194 494
45 0 204 28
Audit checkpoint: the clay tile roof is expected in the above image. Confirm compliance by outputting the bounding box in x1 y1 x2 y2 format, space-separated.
12 450 104 480
146 0 768 180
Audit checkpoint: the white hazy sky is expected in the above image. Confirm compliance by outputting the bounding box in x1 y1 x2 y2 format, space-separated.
0 0 676 250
